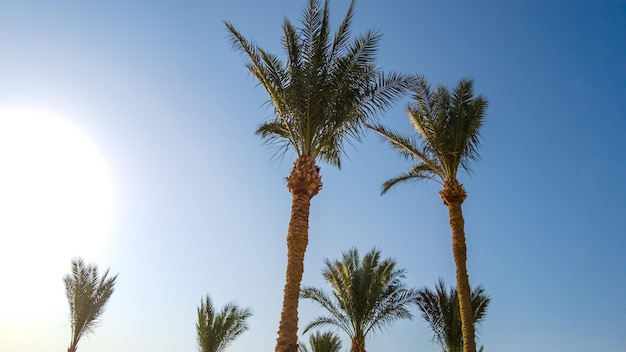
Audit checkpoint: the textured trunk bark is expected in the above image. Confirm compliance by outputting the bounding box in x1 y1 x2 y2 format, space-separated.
275 155 322 352
350 335 366 352
440 179 476 352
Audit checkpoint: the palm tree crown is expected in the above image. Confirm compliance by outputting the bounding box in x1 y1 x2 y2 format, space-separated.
301 247 418 352
64 257 117 352
368 76 487 192
298 331 343 352
416 279 490 352
196 294 253 352
226 0 409 167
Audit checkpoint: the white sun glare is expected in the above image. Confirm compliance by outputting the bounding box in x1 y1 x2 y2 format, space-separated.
0 109 114 321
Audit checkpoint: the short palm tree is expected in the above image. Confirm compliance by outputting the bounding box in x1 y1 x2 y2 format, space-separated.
298 331 343 352
301 248 418 352
368 76 488 352
64 257 117 352
416 279 490 352
196 294 253 352
225 1 410 351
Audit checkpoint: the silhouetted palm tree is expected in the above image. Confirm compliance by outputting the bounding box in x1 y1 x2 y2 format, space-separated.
225 1 409 351
416 279 490 352
302 248 418 352
298 331 343 352
196 294 253 352
64 257 117 352
368 76 488 352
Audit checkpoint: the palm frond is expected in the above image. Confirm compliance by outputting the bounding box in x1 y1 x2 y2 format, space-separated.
451 78 488 175
368 122 443 181
380 164 441 194
329 0 355 62
364 286 417 335
302 286 353 335
256 120 299 159
470 284 491 337
363 72 413 118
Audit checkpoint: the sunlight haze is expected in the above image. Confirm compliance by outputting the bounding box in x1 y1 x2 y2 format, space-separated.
0 110 113 323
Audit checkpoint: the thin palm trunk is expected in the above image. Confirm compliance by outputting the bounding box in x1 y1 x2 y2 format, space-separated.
350 334 366 352
69 325 81 352
277 155 322 352
441 179 475 352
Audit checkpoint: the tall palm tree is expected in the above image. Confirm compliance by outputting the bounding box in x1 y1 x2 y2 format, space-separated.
301 248 418 352
196 294 253 352
416 279 490 352
225 1 410 351
298 331 343 352
64 257 117 352
368 76 488 352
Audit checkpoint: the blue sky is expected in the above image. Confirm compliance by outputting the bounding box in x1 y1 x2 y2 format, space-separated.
1 1 625 351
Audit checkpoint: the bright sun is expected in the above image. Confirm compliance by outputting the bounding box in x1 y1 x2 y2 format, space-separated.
0 109 114 321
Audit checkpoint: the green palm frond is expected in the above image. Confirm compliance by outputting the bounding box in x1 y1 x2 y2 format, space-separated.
329 0 354 62
302 248 418 348
380 164 440 194
64 257 117 352
469 285 490 335
368 121 444 191
298 331 343 352
256 120 297 159
196 294 253 352
302 287 353 335
416 278 490 352
226 0 410 168
364 71 413 116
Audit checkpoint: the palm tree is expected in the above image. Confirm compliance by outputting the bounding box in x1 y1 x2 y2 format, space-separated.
298 331 343 352
196 294 253 352
416 279 490 352
301 248 418 352
225 1 410 351
64 257 117 352
368 76 488 352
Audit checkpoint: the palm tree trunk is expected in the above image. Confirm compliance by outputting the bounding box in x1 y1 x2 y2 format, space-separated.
350 335 366 352
440 179 476 352
276 155 322 352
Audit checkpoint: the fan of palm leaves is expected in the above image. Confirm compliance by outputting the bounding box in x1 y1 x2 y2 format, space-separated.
64 257 117 352
298 331 342 352
196 294 253 352
416 278 490 352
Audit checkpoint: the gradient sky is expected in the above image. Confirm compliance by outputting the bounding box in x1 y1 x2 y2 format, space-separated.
1 1 625 351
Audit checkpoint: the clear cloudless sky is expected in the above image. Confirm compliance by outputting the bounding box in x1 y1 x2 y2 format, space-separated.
1 1 625 351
